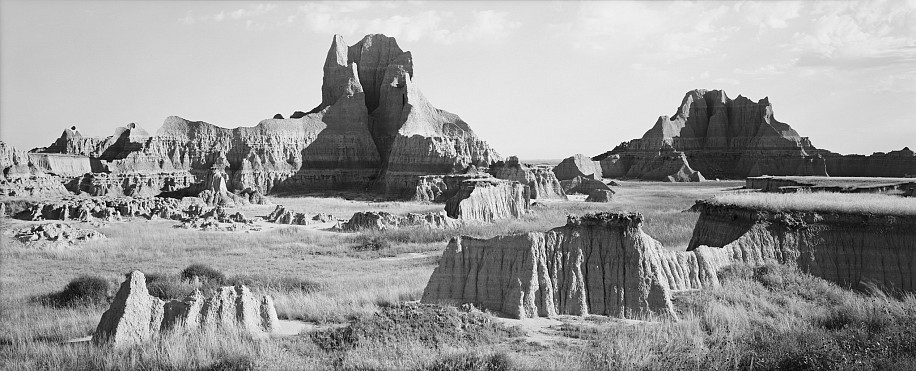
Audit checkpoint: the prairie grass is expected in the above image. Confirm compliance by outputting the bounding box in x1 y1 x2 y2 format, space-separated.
13 179 849 370
712 191 916 216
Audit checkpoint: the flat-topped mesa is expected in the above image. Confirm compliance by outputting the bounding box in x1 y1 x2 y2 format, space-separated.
490 156 566 200
36 34 500 197
421 211 728 319
687 200 916 291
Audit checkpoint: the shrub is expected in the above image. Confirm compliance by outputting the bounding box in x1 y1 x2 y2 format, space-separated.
38 275 110 307
146 274 199 300
181 263 225 284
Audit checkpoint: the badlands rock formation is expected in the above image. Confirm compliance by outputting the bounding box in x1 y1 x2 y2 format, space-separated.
0 141 73 197
585 189 614 202
35 34 499 198
10 223 105 248
687 201 916 291
339 210 457 231
444 179 530 222
94 271 278 347
490 156 566 200
553 154 602 181
422 213 726 319
412 173 493 202
745 176 916 193
596 89 915 180
560 176 612 195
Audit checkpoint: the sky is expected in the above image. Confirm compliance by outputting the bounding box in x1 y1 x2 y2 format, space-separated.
1 0 914 159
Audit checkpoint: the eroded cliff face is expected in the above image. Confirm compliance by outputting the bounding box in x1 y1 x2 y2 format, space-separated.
36 34 500 197
0 141 73 197
688 201 916 291
490 156 566 200
596 89 827 180
422 213 728 319
444 179 530 222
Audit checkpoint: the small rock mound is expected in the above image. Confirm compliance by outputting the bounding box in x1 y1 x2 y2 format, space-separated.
93 271 278 347
9 223 105 248
339 210 458 231
561 175 612 195
585 189 614 202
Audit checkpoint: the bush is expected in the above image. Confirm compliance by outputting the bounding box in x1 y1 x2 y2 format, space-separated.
146 273 199 300
181 263 225 284
38 275 110 307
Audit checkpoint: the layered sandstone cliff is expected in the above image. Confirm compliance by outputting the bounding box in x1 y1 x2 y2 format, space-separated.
36 34 500 198
422 213 728 319
687 201 916 291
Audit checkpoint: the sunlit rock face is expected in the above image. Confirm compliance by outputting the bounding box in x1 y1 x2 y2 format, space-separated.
36 34 500 197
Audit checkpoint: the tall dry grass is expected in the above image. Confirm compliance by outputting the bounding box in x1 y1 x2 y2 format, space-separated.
713 191 916 216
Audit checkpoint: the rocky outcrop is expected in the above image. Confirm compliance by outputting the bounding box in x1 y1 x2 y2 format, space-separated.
607 146 705 182
824 147 916 178
597 89 915 180
687 201 916 292
69 172 197 197
9 223 105 248
421 213 728 319
553 154 602 181
560 176 612 195
490 156 566 200
338 210 457 231
12 197 248 226
37 34 500 198
412 173 492 202
0 141 74 198
746 176 916 194
444 179 530 222
585 189 614 202
93 271 278 347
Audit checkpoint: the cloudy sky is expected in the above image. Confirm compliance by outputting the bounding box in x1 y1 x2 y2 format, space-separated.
1 0 914 159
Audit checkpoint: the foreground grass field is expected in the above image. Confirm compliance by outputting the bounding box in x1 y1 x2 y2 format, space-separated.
4 180 913 370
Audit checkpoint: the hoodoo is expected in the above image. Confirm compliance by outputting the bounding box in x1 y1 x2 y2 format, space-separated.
33 34 500 198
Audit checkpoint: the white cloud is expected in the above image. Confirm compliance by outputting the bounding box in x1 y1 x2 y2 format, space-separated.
790 0 916 62
179 4 277 26
296 4 520 45
551 1 735 59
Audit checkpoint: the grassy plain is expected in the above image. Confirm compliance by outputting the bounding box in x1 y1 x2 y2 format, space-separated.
4 180 914 370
